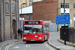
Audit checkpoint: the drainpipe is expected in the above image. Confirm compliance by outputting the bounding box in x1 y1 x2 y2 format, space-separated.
10 0 12 39
3 0 5 41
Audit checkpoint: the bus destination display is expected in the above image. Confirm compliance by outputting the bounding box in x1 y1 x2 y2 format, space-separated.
25 21 40 24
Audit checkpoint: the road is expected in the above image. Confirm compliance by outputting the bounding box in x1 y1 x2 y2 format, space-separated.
3 32 59 50
49 32 60 40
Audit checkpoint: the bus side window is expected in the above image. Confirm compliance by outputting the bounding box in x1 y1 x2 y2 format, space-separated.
43 25 49 33
47 25 49 32
43 25 46 33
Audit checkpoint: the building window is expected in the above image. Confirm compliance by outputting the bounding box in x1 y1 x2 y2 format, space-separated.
74 14 75 17
12 5 15 14
61 13 69 15
5 4 9 13
41 0 44 1
36 0 38 2
29 3 32 6
61 3 69 8
29 0 33 2
74 4 75 8
20 0 22 2
22 4 24 8
74 14 75 27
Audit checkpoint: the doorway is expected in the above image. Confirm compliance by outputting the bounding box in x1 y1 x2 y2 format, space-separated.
12 19 17 39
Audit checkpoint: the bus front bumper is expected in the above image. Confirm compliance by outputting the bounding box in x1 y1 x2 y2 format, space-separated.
23 39 43 42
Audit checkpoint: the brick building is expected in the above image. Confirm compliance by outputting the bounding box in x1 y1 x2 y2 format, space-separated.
0 0 19 42
19 0 43 9
32 0 58 22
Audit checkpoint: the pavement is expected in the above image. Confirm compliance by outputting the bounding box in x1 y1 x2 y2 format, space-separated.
0 39 21 50
58 39 75 47
47 31 75 50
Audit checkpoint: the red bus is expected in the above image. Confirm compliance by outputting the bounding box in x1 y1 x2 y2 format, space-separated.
23 20 49 43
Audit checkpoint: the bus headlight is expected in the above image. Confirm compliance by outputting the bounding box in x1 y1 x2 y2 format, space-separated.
23 37 26 39
35 35 38 37
39 37 42 39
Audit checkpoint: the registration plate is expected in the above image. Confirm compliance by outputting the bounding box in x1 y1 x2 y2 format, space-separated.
30 40 35 41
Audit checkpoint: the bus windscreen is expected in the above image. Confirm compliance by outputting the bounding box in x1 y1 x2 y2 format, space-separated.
23 25 42 34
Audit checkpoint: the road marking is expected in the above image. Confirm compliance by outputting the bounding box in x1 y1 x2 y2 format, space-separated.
5 41 22 50
26 45 28 47
14 46 20 48
5 41 54 50
56 46 75 49
26 45 30 47
44 42 54 50
29 45 30 47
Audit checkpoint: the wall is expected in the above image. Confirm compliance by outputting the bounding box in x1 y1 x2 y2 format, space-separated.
70 0 75 27
58 0 75 31
20 14 32 20
32 0 58 22
0 0 19 42
19 0 42 9
0 0 1 41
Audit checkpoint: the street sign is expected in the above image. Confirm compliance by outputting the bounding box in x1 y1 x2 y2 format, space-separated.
56 15 70 24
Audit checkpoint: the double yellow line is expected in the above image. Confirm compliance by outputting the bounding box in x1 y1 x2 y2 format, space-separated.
45 42 54 50
5 41 22 50
5 41 54 50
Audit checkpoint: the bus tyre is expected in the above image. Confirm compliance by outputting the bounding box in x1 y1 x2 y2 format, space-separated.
46 35 48 41
26 41 29 43
42 36 45 43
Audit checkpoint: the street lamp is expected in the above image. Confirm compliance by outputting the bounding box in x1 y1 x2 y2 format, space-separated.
64 0 65 15
21 3 26 17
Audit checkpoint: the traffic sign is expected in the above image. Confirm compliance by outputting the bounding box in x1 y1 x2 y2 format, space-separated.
56 15 70 24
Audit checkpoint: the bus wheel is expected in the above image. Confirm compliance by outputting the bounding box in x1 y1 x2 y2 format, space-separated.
42 36 45 43
46 35 48 41
26 41 29 43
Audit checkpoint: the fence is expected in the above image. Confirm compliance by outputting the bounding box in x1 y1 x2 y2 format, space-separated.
49 23 57 32
60 27 75 43
69 28 75 43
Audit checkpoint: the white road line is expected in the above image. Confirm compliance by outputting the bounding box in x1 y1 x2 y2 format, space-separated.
56 46 75 49
29 45 30 47
26 45 28 47
26 45 30 47
14 46 20 48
